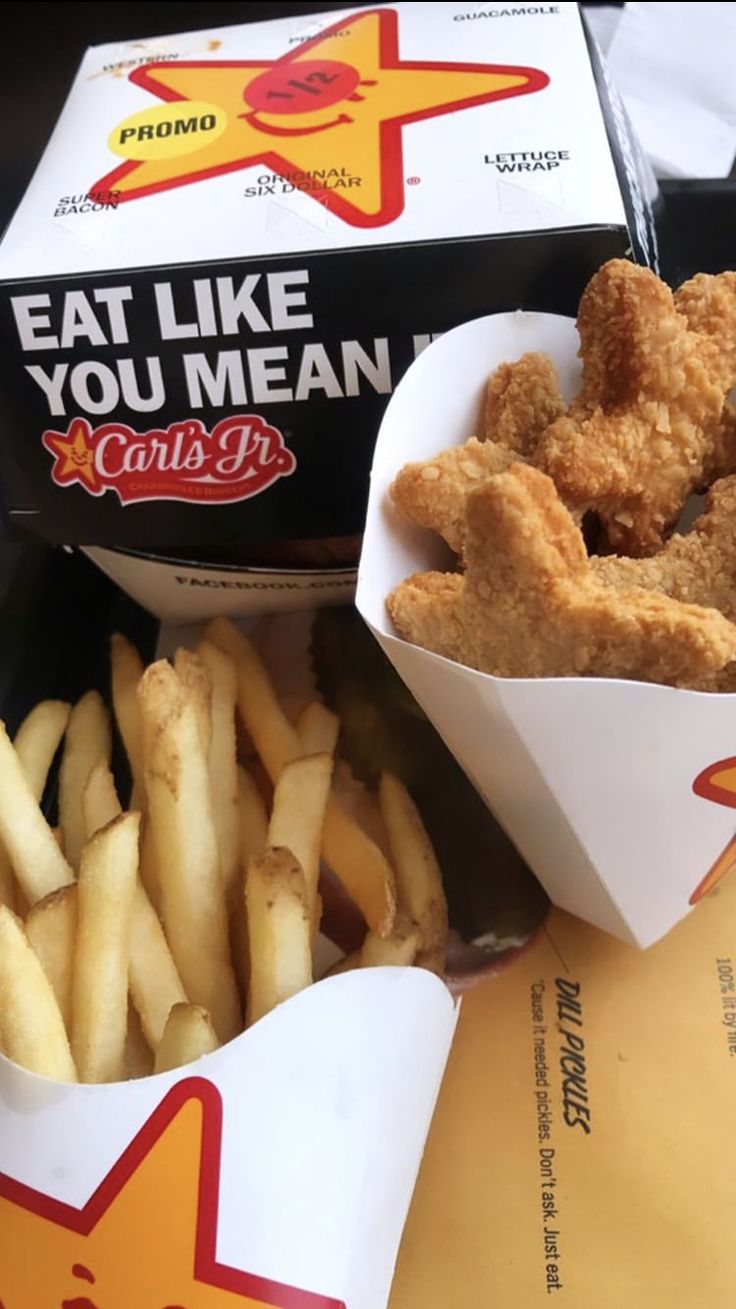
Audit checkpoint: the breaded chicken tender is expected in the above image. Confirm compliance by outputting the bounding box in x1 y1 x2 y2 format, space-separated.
387 464 736 686
702 401 736 482
687 664 736 693
536 260 732 554
389 436 521 553
483 352 565 454
592 476 736 621
675 271 736 377
676 275 736 482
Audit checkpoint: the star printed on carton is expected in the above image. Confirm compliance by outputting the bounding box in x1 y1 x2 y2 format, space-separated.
690 757 736 904
90 7 548 227
0 1078 343 1309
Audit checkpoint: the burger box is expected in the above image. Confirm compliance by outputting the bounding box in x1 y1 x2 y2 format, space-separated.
356 309 736 951
0 0 659 621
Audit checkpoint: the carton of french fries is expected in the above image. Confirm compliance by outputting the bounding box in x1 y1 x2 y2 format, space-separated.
357 309 736 949
0 619 456 1309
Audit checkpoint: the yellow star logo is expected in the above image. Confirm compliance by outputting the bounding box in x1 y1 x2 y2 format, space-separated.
0 1078 343 1309
90 7 547 227
42 419 101 494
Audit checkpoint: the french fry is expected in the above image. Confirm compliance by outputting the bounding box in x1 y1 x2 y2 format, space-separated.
231 766 269 1002
324 948 362 977
71 812 139 1083
173 648 213 756
59 691 112 869
14 700 71 802
360 911 421 968
129 881 187 1052
138 822 162 913
197 640 240 898
0 846 15 912
206 617 299 778
378 772 448 975
138 661 241 1043
110 633 145 808
154 1003 220 1074
25 885 78 1030
246 847 312 1025
321 806 396 938
0 722 74 905
80 753 187 1051
237 766 269 860
268 753 333 924
0 704 70 913
0 905 77 1082
207 618 397 936
124 1003 154 1079
297 701 340 756
0 704 71 913
82 760 123 838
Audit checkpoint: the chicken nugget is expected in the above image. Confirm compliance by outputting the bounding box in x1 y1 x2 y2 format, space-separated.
483 352 565 454
536 260 732 554
675 271 736 378
592 476 736 621
390 437 521 554
388 464 736 687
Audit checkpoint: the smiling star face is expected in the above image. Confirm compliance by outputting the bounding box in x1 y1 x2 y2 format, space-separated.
42 419 101 494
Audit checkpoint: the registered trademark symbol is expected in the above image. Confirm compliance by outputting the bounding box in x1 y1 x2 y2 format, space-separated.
406 176 421 185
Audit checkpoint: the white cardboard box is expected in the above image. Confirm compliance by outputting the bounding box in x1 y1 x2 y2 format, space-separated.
0 1 655 571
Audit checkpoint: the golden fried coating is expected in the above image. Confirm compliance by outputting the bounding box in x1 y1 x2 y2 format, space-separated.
387 464 736 686
536 260 731 555
389 436 521 553
702 400 736 482
483 352 565 454
592 476 736 621
687 664 736 693
675 272 736 377
676 274 736 483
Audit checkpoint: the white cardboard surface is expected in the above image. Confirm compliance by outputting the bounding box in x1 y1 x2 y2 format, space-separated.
356 312 736 948
0 968 456 1309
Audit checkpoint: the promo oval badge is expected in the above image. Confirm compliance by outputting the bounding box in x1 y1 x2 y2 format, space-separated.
108 101 228 161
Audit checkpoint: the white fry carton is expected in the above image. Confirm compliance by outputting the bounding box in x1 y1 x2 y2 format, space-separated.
0 968 456 1308
356 312 736 948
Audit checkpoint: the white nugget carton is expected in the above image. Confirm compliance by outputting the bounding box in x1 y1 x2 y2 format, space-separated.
0 967 456 1308
356 312 736 948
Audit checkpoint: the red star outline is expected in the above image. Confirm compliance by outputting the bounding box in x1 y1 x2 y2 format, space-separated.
692 756 736 810
0 1077 344 1308
690 758 736 903
90 7 549 227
